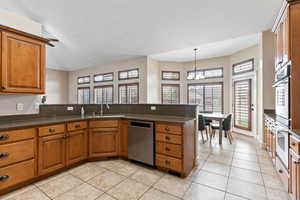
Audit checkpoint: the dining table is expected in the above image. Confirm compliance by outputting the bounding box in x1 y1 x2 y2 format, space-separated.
200 113 229 144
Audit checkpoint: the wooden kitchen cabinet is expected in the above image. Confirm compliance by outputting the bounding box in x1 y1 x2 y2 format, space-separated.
290 149 300 200
38 133 66 175
66 129 87 166
89 120 119 158
0 31 45 94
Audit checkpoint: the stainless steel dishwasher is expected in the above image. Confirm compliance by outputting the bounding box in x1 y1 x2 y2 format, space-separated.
128 120 154 166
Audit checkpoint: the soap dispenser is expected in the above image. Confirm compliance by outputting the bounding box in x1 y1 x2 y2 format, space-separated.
81 106 85 117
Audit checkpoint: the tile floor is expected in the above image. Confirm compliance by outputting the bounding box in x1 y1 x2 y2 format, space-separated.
0 133 290 200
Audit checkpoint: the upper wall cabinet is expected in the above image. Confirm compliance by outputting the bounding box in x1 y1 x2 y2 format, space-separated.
0 25 50 94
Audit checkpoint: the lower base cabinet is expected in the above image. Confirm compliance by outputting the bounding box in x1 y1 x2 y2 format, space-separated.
38 133 66 175
290 150 300 200
66 130 87 166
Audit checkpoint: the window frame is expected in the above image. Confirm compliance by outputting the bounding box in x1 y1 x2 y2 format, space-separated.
118 68 139 80
187 82 224 113
187 67 224 80
118 82 139 104
93 85 114 104
233 79 252 131
93 72 114 83
77 75 91 85
161 84 180 104
232 58 254 75
77 87 90 104
161 71 180 81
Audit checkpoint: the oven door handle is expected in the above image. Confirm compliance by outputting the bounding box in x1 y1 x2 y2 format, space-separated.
273 77 289 87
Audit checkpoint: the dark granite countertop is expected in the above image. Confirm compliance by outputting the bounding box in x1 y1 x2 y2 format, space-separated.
264 109 276 121
289 129 300 140
0 114 195 131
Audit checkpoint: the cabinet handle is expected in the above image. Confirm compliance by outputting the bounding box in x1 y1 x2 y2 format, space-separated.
0 152 9 158
75 125 81 128
165 147 171 152
165 128 170 132
1 86 6 89
278 169 283 174
165 160 170 165
292 142 296 146
49 128 55 133
0 135 9 141
0 175 9 182
165 136 171 140
294 161 299 164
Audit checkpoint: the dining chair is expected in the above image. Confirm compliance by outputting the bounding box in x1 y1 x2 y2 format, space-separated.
198 114 209 143
211 114 233 144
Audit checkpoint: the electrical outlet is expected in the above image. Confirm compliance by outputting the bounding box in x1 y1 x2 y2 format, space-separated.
67 106 74 111
150 106 156 111
16 103 24 111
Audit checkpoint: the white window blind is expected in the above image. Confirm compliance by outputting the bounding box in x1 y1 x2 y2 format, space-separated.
94 86 113 104
162 71 180 80
77 76 90 84
119 83 139 104
77 87 90 104
188 83 223 113
234 79 251 130
94 73 113 82
233 59 254 75
187 68 223 80
119 69 139 80
162 84 180 104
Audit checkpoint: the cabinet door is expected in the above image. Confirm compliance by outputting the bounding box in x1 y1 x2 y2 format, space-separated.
276 23 284 66
1 31 45 94
38 134 66 175
89 128 119 158
282 9 290 64
120 120 128 158
66 130 87 166
290 153 300 200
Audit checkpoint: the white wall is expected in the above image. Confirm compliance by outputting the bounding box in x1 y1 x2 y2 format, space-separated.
45 69 69 104
147 57 160 103
68 57 148 104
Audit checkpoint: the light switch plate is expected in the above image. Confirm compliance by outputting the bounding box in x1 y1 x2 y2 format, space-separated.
150 106 156 111
16 103 24 111
67 106 74 111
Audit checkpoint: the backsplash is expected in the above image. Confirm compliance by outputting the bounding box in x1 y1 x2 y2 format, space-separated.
39 104 198 118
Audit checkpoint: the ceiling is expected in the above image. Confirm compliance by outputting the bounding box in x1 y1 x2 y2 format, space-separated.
151 33 260 62
0 0 282 71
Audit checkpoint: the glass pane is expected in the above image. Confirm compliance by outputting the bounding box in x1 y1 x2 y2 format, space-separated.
103 73 113 81
119 85 127 103
163 72 179 80
187 72 195 80
94 75 104 82
127 85 138 104
233 60 254 74
119 72 128 79
205 68 223 78
78 76 90 84
128 69 139 78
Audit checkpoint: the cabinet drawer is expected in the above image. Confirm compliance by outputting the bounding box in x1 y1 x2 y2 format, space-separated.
156 123 182 135
290 136 300 154
156 133 182 145
0 139 35 167
156 154 182 172
156 142 182 158
0 159 35 190
90 120 119 128
0 128 35 145
67 121 87 132
39 124 65 137
276 157 289 191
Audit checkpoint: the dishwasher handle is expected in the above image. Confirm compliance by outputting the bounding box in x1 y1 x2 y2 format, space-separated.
129 121 153 128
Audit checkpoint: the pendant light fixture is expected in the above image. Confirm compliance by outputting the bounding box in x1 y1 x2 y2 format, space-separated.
193 48 205 80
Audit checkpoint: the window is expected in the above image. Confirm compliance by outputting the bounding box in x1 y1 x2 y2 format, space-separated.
161 84 180 104
77 76 90 84
94 73 113 83
118 69 139 80
118 83 139 104
187 68 223 80
77 87 90 104
94 85 113 104
188 83 223 113
233 59 254 75
162 71 180 80
234 79 252 130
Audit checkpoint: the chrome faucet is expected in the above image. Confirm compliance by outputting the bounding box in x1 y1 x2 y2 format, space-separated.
100 89 110 116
